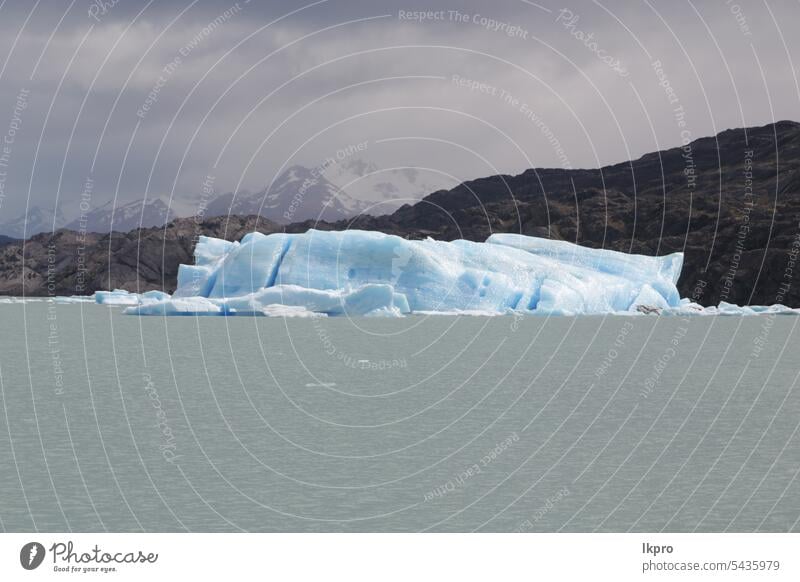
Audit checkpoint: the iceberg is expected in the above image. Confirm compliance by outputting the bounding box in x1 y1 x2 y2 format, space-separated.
53 295 96 304
124 229 696 316
34 229 798 317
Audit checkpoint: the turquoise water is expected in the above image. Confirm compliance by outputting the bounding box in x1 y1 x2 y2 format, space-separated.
0 303 798 532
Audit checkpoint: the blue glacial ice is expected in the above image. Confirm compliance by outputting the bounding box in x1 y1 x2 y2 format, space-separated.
123 229 694 317
95 289 171 305
46 289 171 306
43 229 800 317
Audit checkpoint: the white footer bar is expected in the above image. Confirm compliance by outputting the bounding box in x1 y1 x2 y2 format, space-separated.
1 533 797 581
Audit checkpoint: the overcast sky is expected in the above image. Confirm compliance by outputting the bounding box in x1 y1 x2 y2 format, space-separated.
0 0 798 220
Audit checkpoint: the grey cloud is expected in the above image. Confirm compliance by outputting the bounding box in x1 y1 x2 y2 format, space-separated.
0 0 797 221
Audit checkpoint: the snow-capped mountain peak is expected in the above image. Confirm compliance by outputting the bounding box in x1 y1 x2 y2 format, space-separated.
0 204 66 238
203 165 366 223
65 196 175 233
0 159 449 237
321 157 448 214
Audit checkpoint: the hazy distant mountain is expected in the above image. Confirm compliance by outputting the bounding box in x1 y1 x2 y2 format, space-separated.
323 158 448 215
203 163 445 224
0 204 66 238
65 197 175 233
204 165 367 223
0 161 443 236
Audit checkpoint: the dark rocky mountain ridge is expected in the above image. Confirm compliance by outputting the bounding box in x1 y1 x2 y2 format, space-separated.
2 120 799 307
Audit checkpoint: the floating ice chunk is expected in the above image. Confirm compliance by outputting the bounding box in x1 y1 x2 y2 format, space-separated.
223 284 407 316
662 301 706 316
53 295 95 303
363 306 405 317
260 304 326 318
749 304 798 315
414 309 512 317
730 303 798 315
95 289 171 306
127 284 406 316
95 289 140 305
0 297 47 303
717 302 756 316
125 297 222 316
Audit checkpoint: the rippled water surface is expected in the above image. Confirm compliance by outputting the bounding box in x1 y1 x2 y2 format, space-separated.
0 303 798 531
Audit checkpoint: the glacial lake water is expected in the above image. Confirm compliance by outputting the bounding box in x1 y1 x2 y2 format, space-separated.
0 302 798 532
